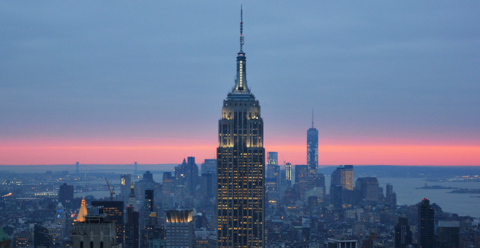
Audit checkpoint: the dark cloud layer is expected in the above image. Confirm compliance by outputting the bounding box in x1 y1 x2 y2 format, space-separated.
1 1 479 145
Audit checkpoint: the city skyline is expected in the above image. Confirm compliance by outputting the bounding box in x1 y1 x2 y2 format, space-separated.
1 1 480 166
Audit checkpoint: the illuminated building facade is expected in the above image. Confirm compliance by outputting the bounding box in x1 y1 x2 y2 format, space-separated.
285 163 292 182
165 210 193 248
217 6 265 248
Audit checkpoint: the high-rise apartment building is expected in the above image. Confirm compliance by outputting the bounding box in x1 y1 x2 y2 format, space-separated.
307 114 318 171
165 210 193 248
418 198 435 248
217 7 265 247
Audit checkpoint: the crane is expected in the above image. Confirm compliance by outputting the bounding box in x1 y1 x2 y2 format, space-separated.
105 178 115 201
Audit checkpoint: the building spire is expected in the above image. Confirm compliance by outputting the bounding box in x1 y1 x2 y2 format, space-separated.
240 4 244 52
229 3 251 97
312 109 314 128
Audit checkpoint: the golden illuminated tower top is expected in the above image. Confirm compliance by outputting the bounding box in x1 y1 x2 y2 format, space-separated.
75 196 88 222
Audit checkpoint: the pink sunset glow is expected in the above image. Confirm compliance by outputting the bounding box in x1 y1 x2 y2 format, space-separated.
1 137 478 166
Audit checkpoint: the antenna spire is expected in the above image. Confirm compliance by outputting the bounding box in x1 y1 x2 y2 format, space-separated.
312 109 314 128
240 4 244 52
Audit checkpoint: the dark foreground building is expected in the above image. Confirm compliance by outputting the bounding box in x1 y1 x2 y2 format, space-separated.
217 7 265 248
91 201 124 245
418 198 435 248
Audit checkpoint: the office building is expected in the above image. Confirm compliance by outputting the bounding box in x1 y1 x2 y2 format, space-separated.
58 183 74 207
134 162 138 177
386 183 397 207
331 165 353 191
165 210 193 248
76 162 79 174
71 206 121 248
267 152 278 179
355 177 379 204
120 174 132 205
125 205 139 248
187 157 199 195
418 198 435 248
162 172 174 209
438 221 459 248
307 113 318 171
91 201 124 245
217 7 265 247
267 152 278 165
201 173 215 199
142 189 154 248
394 217 412 248
285 163 292 182
201 159 217 175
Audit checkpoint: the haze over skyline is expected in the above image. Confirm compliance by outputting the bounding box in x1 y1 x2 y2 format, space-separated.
1 1 479 166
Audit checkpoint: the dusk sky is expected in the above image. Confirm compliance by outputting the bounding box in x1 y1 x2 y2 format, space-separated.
1 1 479 166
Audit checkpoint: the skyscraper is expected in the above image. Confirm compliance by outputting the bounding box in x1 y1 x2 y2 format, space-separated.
418 198 435 248
307 112 318 170
165 210 193 248
120 174 132 205
91 201 124 245
58 183 73 207
75 162 79 174
217 6 265 247
355 177 379 204
201 159 217 175
267 152 278 179
285 163 292 182
386 183 397 207
125 205 139 248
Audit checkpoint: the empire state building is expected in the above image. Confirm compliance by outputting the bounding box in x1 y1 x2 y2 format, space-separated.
217 7 265 248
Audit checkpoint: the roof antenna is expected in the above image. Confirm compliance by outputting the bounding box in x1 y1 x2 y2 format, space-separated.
312 108 314 128
240 3 244 52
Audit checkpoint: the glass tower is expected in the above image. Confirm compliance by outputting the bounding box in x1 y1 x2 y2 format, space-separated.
307 115 318 170
217 6 265 248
